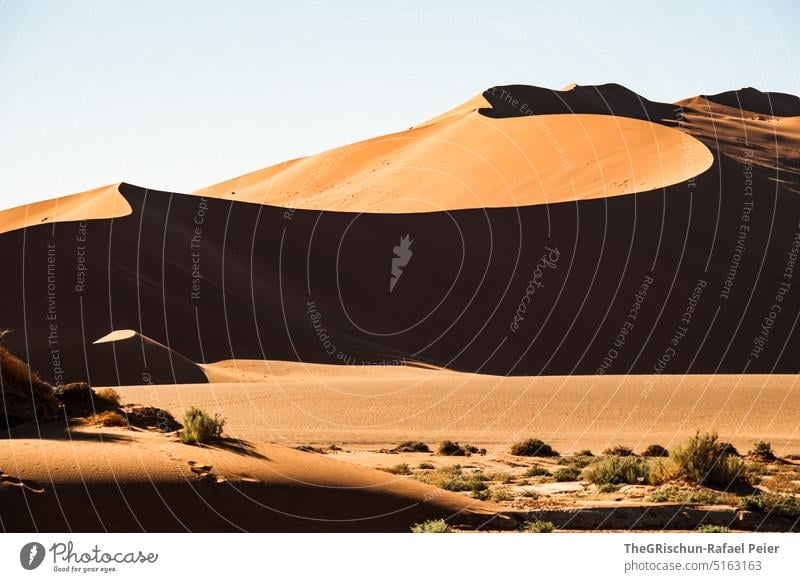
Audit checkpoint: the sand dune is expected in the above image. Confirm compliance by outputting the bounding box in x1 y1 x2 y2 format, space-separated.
0 424 503 532
0 183 131 235
119 366 800 455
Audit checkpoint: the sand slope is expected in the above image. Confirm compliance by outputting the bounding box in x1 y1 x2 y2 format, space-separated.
0 423 503 532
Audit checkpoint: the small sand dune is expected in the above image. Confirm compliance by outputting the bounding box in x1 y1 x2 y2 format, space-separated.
0 424 503 532
0 183 131 235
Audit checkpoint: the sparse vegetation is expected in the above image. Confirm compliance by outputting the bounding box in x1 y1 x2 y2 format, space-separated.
94 387 121 407
179 406 225 445
576 449 594 457
525 520 555 533
748 441 777 462
411 519 453 533
696 524 732 533
418 462 435 470
740 492 800 520
520 489 540 499
558 454 593 468
603 445 635 457
438 440 485 456
583 456 651 485
553 466 582 482
642 444 669 458
381 463 412 475
510 439 558 457
84 410 127 427
524 465 551 477
413 464 488 494
647 486 738 505
666 432 746 488
392 440 430 453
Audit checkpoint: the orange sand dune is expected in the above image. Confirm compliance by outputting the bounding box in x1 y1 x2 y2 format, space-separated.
0 424 503 532
0 183 131 235
194 105 712 212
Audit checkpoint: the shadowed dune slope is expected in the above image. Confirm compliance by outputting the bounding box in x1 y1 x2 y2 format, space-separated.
0 426 503 532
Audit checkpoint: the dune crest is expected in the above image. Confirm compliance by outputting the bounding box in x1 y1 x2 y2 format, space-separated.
0 183 131 235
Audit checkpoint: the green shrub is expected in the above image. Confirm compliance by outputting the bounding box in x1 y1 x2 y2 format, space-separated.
603 445 635 457
583 456 651 485
642 444 669 458
696 524 732 533
740 493 800 519
553 466 581 482
180 406 225 445
510 439 558 457
525 520 555 533
524 465 550 477
393 441 430 453
411 519 452 533
414 465 488 493
668 432 746 488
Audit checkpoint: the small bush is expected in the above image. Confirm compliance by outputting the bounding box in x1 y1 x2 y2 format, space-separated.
598 483 621 493
180 406 225 445
381 463 411 475
696 524 732 533
524 465 550 477
603 445 635 457
749 441 777 462
85 410 127 427
520 489 540 499
553 466 582 482
740 493 800 519
525 520 554 533
576 449 594 457
414 465 488 493
418 462 435 470
642 444 669 458
667 432 746 488
647 486 737 505
438 441 484 456
411 519 452 533
583 456 651 485
393 441 430 453
558 455 593 468
718 441 741 457
94 387 121 407
510 439 558 457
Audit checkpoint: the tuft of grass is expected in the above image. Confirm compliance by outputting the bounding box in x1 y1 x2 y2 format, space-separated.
381 463 411 475
524 465 551 477
520 489 540 499
510 439 558 457
740 492 800 519
85 410 127 427
179 406 225 445
602 445 636 457
583 456 651 485
94 387 121 407
392 441 430 453
525 520 555 533
413 465 488 494
666 432 746 488
411 519 453 533
438 440 484 457
553 466 582 482
696 524 732 533
647 486 738 505
642 444 669 458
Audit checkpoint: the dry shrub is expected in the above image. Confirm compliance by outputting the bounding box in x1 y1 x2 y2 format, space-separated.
0 341 60 427
85 411 128 427
510 439 558 457
94 387 121 407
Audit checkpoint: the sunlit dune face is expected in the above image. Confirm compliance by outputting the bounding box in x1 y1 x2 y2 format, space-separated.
195 111 714 213
0 183 131 234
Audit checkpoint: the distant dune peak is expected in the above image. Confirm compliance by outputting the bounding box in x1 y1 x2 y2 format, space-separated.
700 87 800 117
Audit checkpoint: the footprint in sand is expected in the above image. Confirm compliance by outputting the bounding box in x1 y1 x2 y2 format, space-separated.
0 471 46 493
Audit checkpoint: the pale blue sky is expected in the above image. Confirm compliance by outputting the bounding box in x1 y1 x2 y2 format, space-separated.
1 0 798 208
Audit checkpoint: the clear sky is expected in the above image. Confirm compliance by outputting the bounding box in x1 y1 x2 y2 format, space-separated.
1 0 798 209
